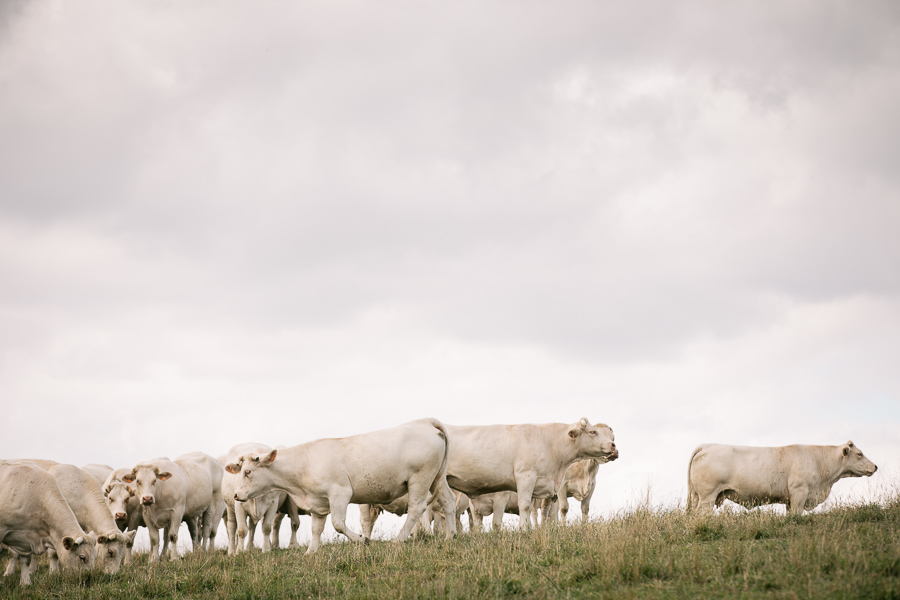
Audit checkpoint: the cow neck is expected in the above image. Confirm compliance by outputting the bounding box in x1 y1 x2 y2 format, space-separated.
270 444 308 497
38 478 86 550
53 466 117 535
811 445 848 486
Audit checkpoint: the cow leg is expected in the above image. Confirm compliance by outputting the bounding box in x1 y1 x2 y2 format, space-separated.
359 505 379 540
491 497 506 530
286 502 301 549
471 507 484 531
789 487 809 516
166 511 185 560
147 526 161 563
4 552 18 577
395 492 429 543
48 547 60 572
308 513 327 554
186 516 200 551
329 497 365 544
272 513 284 550
261 502 280 552
18 554 31 586
225 504 238 556
516 481 537 530
235 502 251 552
435 481 458 538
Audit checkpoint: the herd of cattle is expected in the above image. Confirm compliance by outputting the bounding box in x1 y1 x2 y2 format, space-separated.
0 417 879 585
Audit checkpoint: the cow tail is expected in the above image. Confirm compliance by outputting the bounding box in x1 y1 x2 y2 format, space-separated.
686 445 703 513
429 419 451 497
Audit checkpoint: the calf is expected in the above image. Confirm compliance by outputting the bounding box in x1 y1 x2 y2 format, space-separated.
227 418 457 553
445 419 617 529
469 492 537 530
687 441 878 514
0 462 97 585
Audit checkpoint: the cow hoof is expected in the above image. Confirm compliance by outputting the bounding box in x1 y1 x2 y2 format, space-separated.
363 537 370 546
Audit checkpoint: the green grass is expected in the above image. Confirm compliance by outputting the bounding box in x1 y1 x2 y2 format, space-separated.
3 498 900 599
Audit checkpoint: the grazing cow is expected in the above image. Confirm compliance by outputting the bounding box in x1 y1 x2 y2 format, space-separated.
219 443 302 554
0 462 97 585
122 452 223 561
445 419 618 529
227 418 457 553
687 441 878 514
3 462 136 576
468 491 539 530
102 467 146 564
80 464 114 486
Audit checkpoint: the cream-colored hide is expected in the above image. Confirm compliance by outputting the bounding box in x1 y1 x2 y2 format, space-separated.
444 419 618 529
0 462 97 585
687 441 878 514
227 418 457 553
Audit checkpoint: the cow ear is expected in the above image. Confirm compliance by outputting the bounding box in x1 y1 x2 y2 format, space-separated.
225 463 241 474
261 449 277 465
62 536 75 550
157 471 172 481
98 535 109 544
122 473 135 483
847 440 855 448
568 426 580 439
125 530 137 545
104 485 112 495
843 446 850 456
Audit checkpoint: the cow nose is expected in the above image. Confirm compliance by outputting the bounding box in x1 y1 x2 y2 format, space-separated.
141 496 154 506
115 512 127 520
234 493 240 502
610 443 616 450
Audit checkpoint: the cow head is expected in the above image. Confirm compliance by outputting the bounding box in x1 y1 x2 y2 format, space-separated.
122 464 172 507
95 530 137 574
103 479 137 526
226 449 278 502
57 531 98 572
841 441 878 478
568 418 618 461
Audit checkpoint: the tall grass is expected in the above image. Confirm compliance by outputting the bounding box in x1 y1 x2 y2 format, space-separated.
2 495 899 599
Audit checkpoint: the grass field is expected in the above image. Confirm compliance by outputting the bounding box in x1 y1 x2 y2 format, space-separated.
2 497 899 599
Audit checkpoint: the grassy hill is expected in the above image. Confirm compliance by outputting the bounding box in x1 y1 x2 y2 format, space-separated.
2 497 899 599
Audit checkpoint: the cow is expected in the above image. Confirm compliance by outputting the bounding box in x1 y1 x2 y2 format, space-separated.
4 462 135 575
686 441 878 514
227 418 457 553
0 462 98 585
468 491 539 530
122 452 223 562
444 418 618 529
102 467 146 565
540 447 615 523
80 464 114 486
219 443 303 554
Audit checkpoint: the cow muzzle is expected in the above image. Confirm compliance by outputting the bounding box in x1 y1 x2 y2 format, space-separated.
115 512 127 521
141 496 154 506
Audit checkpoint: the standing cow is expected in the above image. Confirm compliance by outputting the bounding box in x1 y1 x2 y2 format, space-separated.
227 418 457 553
445 418 618 529
219 443 303 554
687 441 878 514
469 491 538 531
122 452 223 561
0 462 98 585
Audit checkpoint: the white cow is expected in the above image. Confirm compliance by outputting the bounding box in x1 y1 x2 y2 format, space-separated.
540 447 615 523
0 462 98 585
687 441 878 514
3 461 135 575
468 491 538 530
227 418 457 553
102 467 145 565
445 419 618 528
219 443 303 554
80 464 114 486
122 452 223 561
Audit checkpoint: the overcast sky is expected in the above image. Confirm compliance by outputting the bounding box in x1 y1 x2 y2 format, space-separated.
2 0 898 528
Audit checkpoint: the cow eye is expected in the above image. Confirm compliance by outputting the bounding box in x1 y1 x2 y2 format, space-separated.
108 549 114 557
590 430 597 435
244 470 251 477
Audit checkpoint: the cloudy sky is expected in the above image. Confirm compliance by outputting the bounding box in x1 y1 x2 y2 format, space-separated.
2 0 899 532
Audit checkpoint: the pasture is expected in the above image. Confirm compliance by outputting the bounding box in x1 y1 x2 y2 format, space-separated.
2 495 898 599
